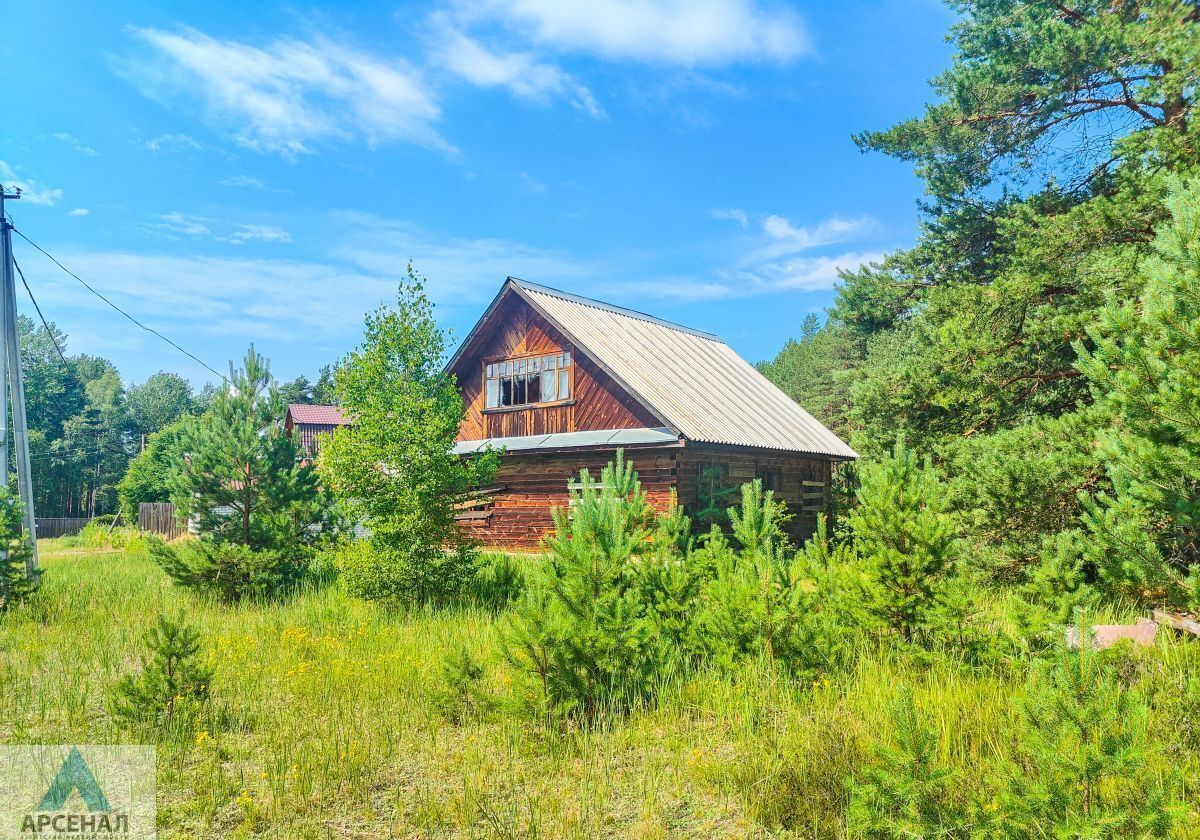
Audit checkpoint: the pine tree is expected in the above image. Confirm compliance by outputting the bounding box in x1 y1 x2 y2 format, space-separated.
500 452 667 716
847 440 959 643
707 480 794 663
1076 178 1200 605
691 464 739 530
169 347 322 549
728 479 791 559
998 621 1180 837
847 685 969 839
776 515 866 676
108 613 213 731
695 495 860 678
152 347 327 599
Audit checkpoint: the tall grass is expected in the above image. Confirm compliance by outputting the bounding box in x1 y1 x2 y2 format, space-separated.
1 541 1197 837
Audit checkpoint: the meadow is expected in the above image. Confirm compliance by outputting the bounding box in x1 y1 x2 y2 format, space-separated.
1 537 1198 838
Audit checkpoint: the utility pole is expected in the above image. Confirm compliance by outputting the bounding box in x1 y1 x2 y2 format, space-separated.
0 185 39 579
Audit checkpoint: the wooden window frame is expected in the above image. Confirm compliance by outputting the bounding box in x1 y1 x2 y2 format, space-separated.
482 348 575 414
756 466 781 492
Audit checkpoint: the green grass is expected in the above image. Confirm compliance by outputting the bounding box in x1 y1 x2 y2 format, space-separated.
2 541 1199 838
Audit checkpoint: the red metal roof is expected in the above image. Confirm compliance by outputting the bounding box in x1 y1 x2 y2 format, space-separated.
286 404 350 426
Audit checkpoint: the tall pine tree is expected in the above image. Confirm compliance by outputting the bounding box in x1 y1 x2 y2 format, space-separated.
1077 177 1200 604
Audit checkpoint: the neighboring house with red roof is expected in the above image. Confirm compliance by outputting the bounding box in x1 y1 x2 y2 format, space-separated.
285 403 351 456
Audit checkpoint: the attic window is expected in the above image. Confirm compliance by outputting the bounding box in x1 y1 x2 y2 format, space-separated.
485 351 572 409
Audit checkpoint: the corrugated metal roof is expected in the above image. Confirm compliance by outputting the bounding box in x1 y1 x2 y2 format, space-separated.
509 279 857 459
454 427 679 455
287 404 350 426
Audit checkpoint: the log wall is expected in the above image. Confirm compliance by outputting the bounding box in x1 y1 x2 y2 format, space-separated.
466 442 835 550
463 445 681 550
676 444 832 544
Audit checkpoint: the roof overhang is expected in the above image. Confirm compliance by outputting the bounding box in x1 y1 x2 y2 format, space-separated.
453 426 680 456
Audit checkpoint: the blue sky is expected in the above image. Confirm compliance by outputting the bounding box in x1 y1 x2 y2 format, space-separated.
2 0 953 388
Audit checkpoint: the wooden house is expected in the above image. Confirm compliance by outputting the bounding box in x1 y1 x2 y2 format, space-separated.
285 403 350 456
447 277 857 550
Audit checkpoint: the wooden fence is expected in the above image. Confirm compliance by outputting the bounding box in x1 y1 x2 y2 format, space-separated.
138 503 187 540
37 517 91 539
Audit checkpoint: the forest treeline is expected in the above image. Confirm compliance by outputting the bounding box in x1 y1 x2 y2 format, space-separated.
760 0 1200 606
17 314 334 519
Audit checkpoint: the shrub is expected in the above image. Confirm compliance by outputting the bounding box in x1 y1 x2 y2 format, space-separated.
437 647 494 724
0 488 36 611
693 493 864 678
334 537 477 609
108 613 213 732
75 520 147 553
468 552 526 612
148 539 304 602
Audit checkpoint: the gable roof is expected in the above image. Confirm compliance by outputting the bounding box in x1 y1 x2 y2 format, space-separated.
448 278 857 459
286 404 350 426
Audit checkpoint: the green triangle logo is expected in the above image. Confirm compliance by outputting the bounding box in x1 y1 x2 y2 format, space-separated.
37 748 111 812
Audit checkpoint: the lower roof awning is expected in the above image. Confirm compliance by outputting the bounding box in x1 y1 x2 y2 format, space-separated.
453 427 679 455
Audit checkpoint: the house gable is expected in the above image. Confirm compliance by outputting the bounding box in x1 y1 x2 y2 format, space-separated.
450 289 666 442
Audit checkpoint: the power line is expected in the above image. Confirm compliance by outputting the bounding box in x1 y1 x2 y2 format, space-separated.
11 254 70 368
10 224 226 381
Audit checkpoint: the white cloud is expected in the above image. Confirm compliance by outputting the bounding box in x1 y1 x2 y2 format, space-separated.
433 25 604 118
0 161 64 207
748 213 875 262
220 175 265 189
223 224 291 245
332 211 598 304
150 212 290 245
735 249 886 292
614 212 882 301
602 276 738 302
16 216 581 373
711 207 749 229
13 206 879 387
154 211 211 237
519 172 549 194
123 27 450 157
218 174 289 192
24 249 395 347
456 0 810 66
68 208 90 217
721 213 881 295
53 132 99 157
144 133 204 153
